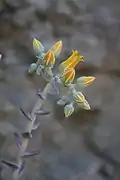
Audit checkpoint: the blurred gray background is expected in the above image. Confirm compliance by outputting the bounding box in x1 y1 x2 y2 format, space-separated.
0 0 120 179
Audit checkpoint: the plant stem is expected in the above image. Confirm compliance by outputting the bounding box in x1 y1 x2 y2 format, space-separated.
12 82 51 180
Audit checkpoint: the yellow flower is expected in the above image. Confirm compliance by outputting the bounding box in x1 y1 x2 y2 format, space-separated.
33 38 44 55
42 50 55 67
60 68 75 85
59 50 84 72
50 40 62 57
76 76 95 87
73 91 85 104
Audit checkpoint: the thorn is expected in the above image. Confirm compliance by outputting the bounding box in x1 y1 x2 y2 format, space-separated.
22 150 41 158
36 89 45 100
34 108 51 115
1 160 20 169
14 132 22 148
22 132 32 139
20 108 32 121
32 122 41 131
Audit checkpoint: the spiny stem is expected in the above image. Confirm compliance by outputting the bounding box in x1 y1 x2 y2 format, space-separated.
12 82 51 180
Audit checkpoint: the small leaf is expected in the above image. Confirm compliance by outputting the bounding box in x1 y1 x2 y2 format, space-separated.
64 103 74 118
52 79 60 96
36 89 45 100
18 161 25 175
2 160 20 169
36 52 46 59
36 65 42 75
34 108 51 115
57 96 69 106
22 150 40 158
33 38 44 55
20 108 32 121
76 76 95 88
28 63 37 74
32 122 41 131
14 132 22 148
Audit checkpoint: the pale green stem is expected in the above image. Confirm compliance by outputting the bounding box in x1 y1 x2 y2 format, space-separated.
12 82 51 180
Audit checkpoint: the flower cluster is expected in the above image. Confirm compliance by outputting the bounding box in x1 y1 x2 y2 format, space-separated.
28 38 95 118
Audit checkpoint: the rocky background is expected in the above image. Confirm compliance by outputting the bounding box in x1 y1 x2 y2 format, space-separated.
0 0 120 179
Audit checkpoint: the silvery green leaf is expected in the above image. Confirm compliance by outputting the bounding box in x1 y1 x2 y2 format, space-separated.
32 122 41 131
46 67 53 77
36 65 42 75
28 63 37 74
36 52 45 59
64 103 74 118
52 79 60 96
42 67 53 81
2 160 20 169
57 96 68 106
34 108 51 115
14 132 22 148
18 161 25 175
20 108 32 121
22 150 40 158
36 89 45 100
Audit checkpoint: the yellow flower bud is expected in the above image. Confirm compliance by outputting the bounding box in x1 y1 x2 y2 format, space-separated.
59 50 84 72
50 40 62 57
76 76 95 87
73 91 85 104
33 38 44 55
60 68 75 85
79 99 91 110
42 50 55 67
64 103 74 118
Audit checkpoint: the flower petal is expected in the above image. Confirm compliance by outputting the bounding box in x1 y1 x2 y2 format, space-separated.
33 38 44 55
60 68 75 85
76 76 95 88
59 50 84 72
42 50 55 67
50 40 62 57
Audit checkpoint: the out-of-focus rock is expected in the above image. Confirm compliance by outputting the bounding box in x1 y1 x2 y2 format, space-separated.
5 0 26 8
13 7 36 27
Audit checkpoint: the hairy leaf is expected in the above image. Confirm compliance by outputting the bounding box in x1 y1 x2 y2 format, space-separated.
22 150 40 158
32 122 41 131
36 89 45 100
14 132 22 148
20 108 32 121
2 160 20 169
34 108 51 115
